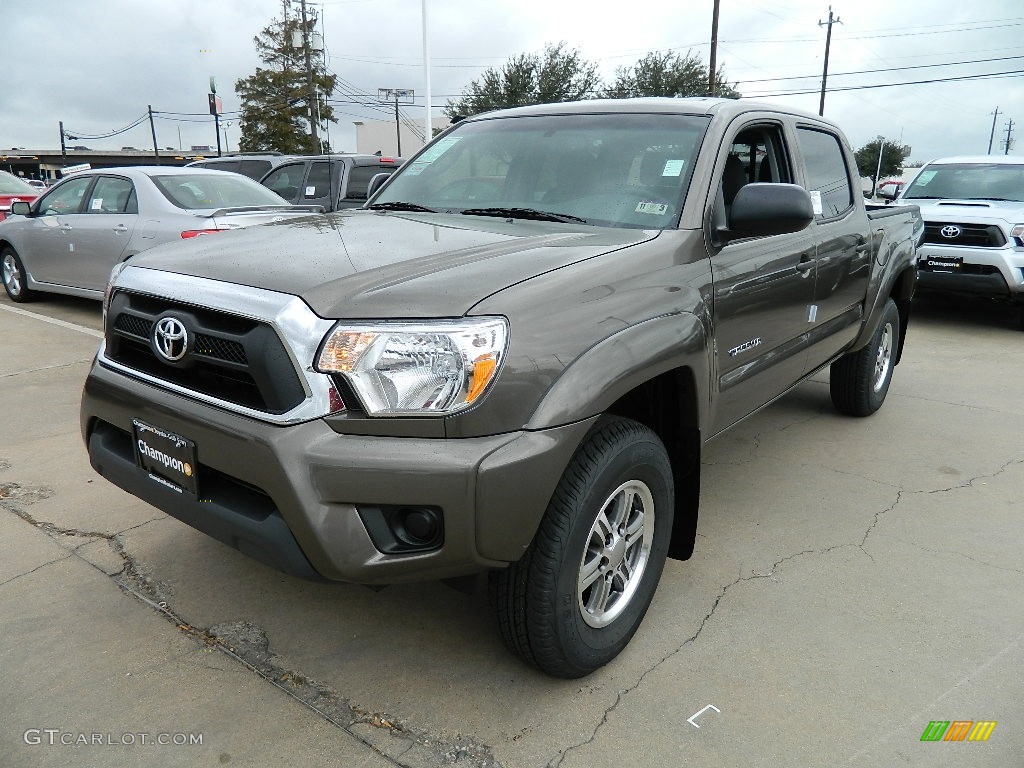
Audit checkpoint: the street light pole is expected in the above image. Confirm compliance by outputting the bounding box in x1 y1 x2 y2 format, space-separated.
873 136 885 197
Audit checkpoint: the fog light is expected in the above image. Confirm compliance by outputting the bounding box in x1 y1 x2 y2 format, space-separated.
357 504 444 554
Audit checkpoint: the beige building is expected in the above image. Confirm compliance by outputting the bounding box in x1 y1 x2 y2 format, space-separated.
353 116 451 157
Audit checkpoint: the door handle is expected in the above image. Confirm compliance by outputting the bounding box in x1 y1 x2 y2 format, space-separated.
795 255 815 275
854 241 870 253
59 224 73 232
113 224 129 233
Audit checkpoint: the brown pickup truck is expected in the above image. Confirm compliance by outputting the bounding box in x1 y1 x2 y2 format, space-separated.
82 98 922 677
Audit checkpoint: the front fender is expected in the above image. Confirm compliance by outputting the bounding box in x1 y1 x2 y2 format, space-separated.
526 312 710 432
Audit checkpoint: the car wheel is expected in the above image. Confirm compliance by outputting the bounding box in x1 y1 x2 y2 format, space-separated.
1 246 35 303
490 416 673 678
830 298 900 416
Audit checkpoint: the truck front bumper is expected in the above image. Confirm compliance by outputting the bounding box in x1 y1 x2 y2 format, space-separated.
82 361 594 584
916 244 1024 300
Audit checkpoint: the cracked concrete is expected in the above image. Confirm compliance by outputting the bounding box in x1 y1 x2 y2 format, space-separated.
3 288 1023 767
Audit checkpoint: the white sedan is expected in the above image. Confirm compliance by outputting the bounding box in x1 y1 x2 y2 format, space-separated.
0 166 321 302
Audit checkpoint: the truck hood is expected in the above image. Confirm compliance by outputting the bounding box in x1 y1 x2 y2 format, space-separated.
127 210 658 318
906 198 1024 226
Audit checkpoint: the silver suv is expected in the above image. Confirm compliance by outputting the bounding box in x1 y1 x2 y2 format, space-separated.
898 155 1024 327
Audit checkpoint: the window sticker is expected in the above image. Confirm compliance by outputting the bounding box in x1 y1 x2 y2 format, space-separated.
416 136 462 164
305 186 316 196
916 170 937 185
405 163 427 176
636 201 668 215
662 159 685 177
90 198 103 210
809 190 823 215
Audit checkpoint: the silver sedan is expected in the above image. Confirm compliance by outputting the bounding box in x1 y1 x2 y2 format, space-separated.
0 166 321 302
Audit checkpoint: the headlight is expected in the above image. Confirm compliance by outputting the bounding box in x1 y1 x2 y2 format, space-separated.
1010 224 1024 239
102 261 129 323
316 317 508 416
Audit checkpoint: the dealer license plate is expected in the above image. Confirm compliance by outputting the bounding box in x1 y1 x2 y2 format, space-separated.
132 419 198 496
921 254 962 271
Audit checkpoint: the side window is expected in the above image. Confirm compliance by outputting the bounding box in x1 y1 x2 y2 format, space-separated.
304 162 331 198
85 176 136 214
344 165 396 201
262 164 304 200
239 160 272 180
796 127 853 218
38 176 93 216
716 124 790 221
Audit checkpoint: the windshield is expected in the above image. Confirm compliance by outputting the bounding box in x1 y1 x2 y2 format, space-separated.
0 171 37 195
372 112 710 229
902 162 1024 202
152 174 290 210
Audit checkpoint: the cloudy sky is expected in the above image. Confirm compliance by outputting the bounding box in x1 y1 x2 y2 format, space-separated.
5 0 1024 163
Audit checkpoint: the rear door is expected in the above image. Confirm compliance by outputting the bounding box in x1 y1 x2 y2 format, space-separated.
708 120 819 434
794 126 870 368
339 161 400 208
65 174 139 291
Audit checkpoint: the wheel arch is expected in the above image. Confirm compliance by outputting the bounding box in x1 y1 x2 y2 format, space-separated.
525 312 710 562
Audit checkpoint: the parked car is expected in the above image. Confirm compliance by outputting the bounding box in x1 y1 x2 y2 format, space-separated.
186 152 299 181
0 166 322 302
26 179 47 190
894 155 1024 328
82 98 921 677
0 170 39 222
259 154 403 211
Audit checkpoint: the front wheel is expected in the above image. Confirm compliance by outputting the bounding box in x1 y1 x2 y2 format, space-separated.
2 246 35 303
490 416 673 678
830 298 900 416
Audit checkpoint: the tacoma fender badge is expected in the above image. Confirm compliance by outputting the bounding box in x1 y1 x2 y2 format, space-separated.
728 337 762 357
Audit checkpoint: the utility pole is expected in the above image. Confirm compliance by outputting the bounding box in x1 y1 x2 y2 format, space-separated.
300 0 319 149
873 136 885 198
148 105 161 165
422 0 432 147
988 106 1001 154
1003 119 1015 155
708 0 721 96
58 121 67 161
818 6 841 116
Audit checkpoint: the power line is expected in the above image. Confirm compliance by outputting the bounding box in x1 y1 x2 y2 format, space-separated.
736 53 1024 85
745 68 1024 98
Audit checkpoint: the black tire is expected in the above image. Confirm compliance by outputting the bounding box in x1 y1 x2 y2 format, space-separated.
830 298 900 416
1 246 35 303
490 416 673 678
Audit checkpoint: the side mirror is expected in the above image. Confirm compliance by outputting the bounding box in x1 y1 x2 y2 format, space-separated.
723 183 814 241
877 187 897 201
10 200 31 216
365 172 391 200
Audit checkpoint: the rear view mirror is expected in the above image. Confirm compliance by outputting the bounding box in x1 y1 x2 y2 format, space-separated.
724 183 814 241
366 173 391 200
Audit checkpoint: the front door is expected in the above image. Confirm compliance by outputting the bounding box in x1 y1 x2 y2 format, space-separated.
707 121 818 435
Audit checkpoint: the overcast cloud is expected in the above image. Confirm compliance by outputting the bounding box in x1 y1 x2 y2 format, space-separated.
5 0 1024 163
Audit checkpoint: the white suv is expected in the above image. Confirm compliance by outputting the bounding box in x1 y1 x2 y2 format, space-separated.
897 155 1024 327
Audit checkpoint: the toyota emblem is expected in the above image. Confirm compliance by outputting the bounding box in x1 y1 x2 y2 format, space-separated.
940 225 962 239
152 316 189 362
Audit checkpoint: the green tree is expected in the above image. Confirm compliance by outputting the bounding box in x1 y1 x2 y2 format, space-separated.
235 12 337 153
855 137 911 193
604 50 740 99
444 42 600 119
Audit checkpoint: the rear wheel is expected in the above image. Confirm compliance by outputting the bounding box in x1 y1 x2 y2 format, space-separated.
830 298 900 416
490 416 673 678
1 246 35 303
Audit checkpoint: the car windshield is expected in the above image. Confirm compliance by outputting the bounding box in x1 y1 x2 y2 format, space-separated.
372 112 711 229
902 163 1024 202
0 171 37 195
151 174 289 210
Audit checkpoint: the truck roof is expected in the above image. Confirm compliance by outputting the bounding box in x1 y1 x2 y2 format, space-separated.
467 97 839 126
924 155 1024 166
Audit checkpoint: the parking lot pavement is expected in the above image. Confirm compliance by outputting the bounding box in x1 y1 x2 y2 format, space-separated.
2 291 1022 767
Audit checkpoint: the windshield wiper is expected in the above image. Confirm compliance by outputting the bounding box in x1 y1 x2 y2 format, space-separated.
963 197 1021 201
903 195 946 200
367 201 436 213
460 207 587 223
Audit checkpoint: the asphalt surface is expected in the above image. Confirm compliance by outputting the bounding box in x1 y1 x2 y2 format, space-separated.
1 290 1021 767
